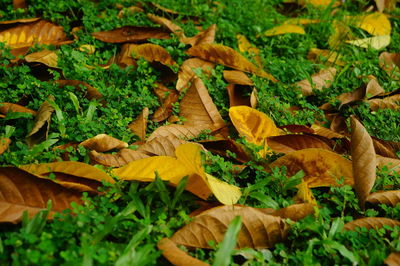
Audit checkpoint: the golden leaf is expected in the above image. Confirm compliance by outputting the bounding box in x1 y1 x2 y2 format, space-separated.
223 70 254 86
366 190 400 207
147 124 209 142
269 203 315 222
237 34 262 66
353 12 391 36
25 50 58 68
128 107 149 141
263 24 305 36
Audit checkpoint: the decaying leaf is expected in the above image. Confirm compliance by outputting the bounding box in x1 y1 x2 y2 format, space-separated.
0 167 83 223
137 135 187 157
0 20 68 49
350 116 376 209
0 137 11 155
368 94 400 111
152 86 179 123
55 80 103 101
376 156 400 175
127 43 176 67
147 14 185 39
158 238 210 266
308 48 345 66
147 124 209 142
269 148 354 187
263 24 305 36
366 190 400 207
25 50 58 68
229 106 280 157
223 70 254 86
344 217 400 231
199 138 251 163
337 78 385 106
294 180 318 205
346 35 390 50
13 0 26 9
269 203 315 221
92 26 170 43
296 67 337 96
0 102 36 116
267 134 333 154
226 84 253 107
187 44 277 82
171 205 288 249
129 107 149 141
180 77 225 128
384 252 400 266
183 24 216 46
89 149 149 167
352 12 391 36
237 34 262 66
379 52 400 80
80 134 128 152
176 58 214 91
311 124 345 139
372 137 398 158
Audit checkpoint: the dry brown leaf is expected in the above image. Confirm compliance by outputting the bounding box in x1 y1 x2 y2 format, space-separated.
147 14 185 40
223 70 254 86
138 135 187 157
89 149 149 167
0 137 11 155
26 96 55 147
128 43 176 67
80 134 128 152
13 0 26 9
376 156 400 174
158 238 209 266
337 79 385 106
184 24 216 46
55 80 103 101
269 148 353 187
0 18 40 25
350 116 376 208
180 77 225 128
366 190 400 207
25 50 58 68
148 124 209 142
0 102 36 116
296 67 336 96
384 252 400 266
117 6 144 18
379 52 400 80
152 86 179 123
270 203 315 221
373 137 398 158
171 205 288 249
176 58 214 91
199 138 252 163
344 217 400 231
280 125 315 134
308 48 345 66
116 43 137 67
237 34 262 66
0 167 83 223
92 26 170 43
268 134 333 154
129 107 149 141
187 44 277 82
227 84 253 107
368 94 400 111
0 20 68 49
311 124 344 139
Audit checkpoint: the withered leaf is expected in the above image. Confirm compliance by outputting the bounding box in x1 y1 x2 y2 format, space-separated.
307 48 345 66
92 26 170 43
344 217 400 231
379 52 400 80
384 252 400 266
137 135 187 157
0 167 83 223
0 137 11 155
296 67 336 96
199 138 251 163
152 86 179 123
269 148 354 188
0 102 36 116
116 43 137 67
270 203 315 222
187 44 277 82
184 24 216 46
80 134 128 152
263 24 305 36
158 238 210 266
147 14 185 40
337 79 385 106
0 18 40 25
368 94 400 111
89 149 149 167
176 58 214 91
0 20 68 49
376 156 400 175
227 84 250 107
128 43 176 67
280 124 315 134
373 137 398 158
366 190 400 207
25 50 58 68
267 134 333 154
129 107 149 141
171 205 288 249
311 124 344 139
223 70 254 86
237 34 262 67
55 80 104 101
148 124 209 142
350 116 376 209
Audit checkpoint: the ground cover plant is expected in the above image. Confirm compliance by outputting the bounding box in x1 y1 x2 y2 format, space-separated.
1 0 400 264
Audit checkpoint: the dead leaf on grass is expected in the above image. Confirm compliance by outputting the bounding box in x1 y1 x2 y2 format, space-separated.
269 203 315 221
368 94 400 111
384 252 400 266
337 78 385 106
184 24 216 46
344 217 400 231
176 58 214 91
158 238 210 266
13 0 27 9
263 24 305 36
346 35 390 50
80 134 128 152
147 14 185 39
237 34 262 66
376 156 400 175
147 124 208 142
268 134 333 154
352 12 391 36
129 107 149 141
92 26 170 43
308 48 345 66
379 52 400 80
152 87 179 123
138 136 187 157
223 70 254 86
0 138 11 155
366 190 400 207
0 103 36 116
296 67 336 96
89 149 149 167
128 43 176 67
25 50 58 68
55 80 103 101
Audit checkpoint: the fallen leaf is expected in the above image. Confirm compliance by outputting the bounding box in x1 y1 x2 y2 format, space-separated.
372 137 398 158
379 52 400 80
263 24 305 36
183 24 216 46
0 167 83 223
353 12 391 36
89 149 149 167
308 48 345 66
229 106 280 157
158 238 209 266
337 79 385 106
0 18 40 25
366 190 400 207
284 18 321 25
199 138 251 163
80 134 128 152
117 6 144 18
137 136 187 157
171 205 288 249
128 43 176 67
0 20 68 49
13 0 26 9
0 137 11 155
179 77 225 128
311 124 344 139
346 35 390 50
128 108 149 141
350 116 376 208
269 203 315 221
147 124 209 142
368 94 400 111
25 50 58 68
237 34 262 66
329 20 354 49
299 0 341 7
280 124 315 134
296 67 337 96
376 156 400 175
176 58 214 91
55 80 103 101
92 26 170 43
344 217 400 231
267 134 333 154
0 102 36 116
147 14 185 39
384 252 400 266
223 70 254 86
294 180 318 205
187 44 277 82
116 43 137 67
226 84 252 107
79 44 96 54
152 86 179 123
269 148 354 187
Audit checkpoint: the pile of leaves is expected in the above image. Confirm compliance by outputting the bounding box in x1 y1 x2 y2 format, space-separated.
1 0 400 265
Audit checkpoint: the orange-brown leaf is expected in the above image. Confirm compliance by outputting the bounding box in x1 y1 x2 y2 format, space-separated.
350 116 376 208
379 52 400 80
237 34 262 66
296 67 336 96
80 134 128 152
384 252 400 266
55 80 103 101
171 205 288 249
147 14 185 39
270 203 315 221
138 136 187 157
148 124 209 142
25 50 58 68
183 24 216 46
311 124 345 139
0 137 11 155
344 217 400 231
128 43 176 67
223 70 254 86
152 88 179 123
92 26 170 43
376 156 400 175
187 44 277 82
176 58 214 91
13 0 26 9
227 84 250 107
89 149 149 167
158 238 209 266
269 148 354 187
267 134 333 154
0 102 36 116
366 190 400 207
368 94 400 111
373 137 398 158
129 107 149 141
337 79 385 106
0 167 83 223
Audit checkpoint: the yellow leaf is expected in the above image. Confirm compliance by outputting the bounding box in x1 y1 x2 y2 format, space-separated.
284 18 320 25
353 12 391 36
237 34 262 66
25 50 58 68
295 181 318 205
263 24 305 37
206 174 242 205
346 35 390 50
229 106 280 157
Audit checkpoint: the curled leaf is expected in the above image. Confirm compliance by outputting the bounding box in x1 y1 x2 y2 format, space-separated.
137 136 187 157
148 124 208 142
158 238 209 266
0 103 36 116
80 134 128 152
267 134 333 154
223 70 254 86
344 217 400 231
270 203 315 221
129 107 149 141
379 52 400 80
296 67 336 96
337 79 385 106
366 190 400 207
183 24 216 46
152 86 179 123
176 58 214 91
128 43 176 67
147 14 185 40
368 94 400 111
237 34 262 66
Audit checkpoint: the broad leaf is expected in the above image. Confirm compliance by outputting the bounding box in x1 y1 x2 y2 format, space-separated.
25 50 58 68
368 94 400 111
128 43 176 67
267 134 333 154
344 217 400 231
384 252 400 266
158 238 209 266
366 190 400 207
138 136 187 157
176 58 214 91
296 67 336 96
263 24 305 36
128 107 149 141
346 35 390 50
352 12 391 36
379 52 400 80
0 102 36 116
223 70 254 86
80 134 128 152
89 149 149 168
237 34 262 66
